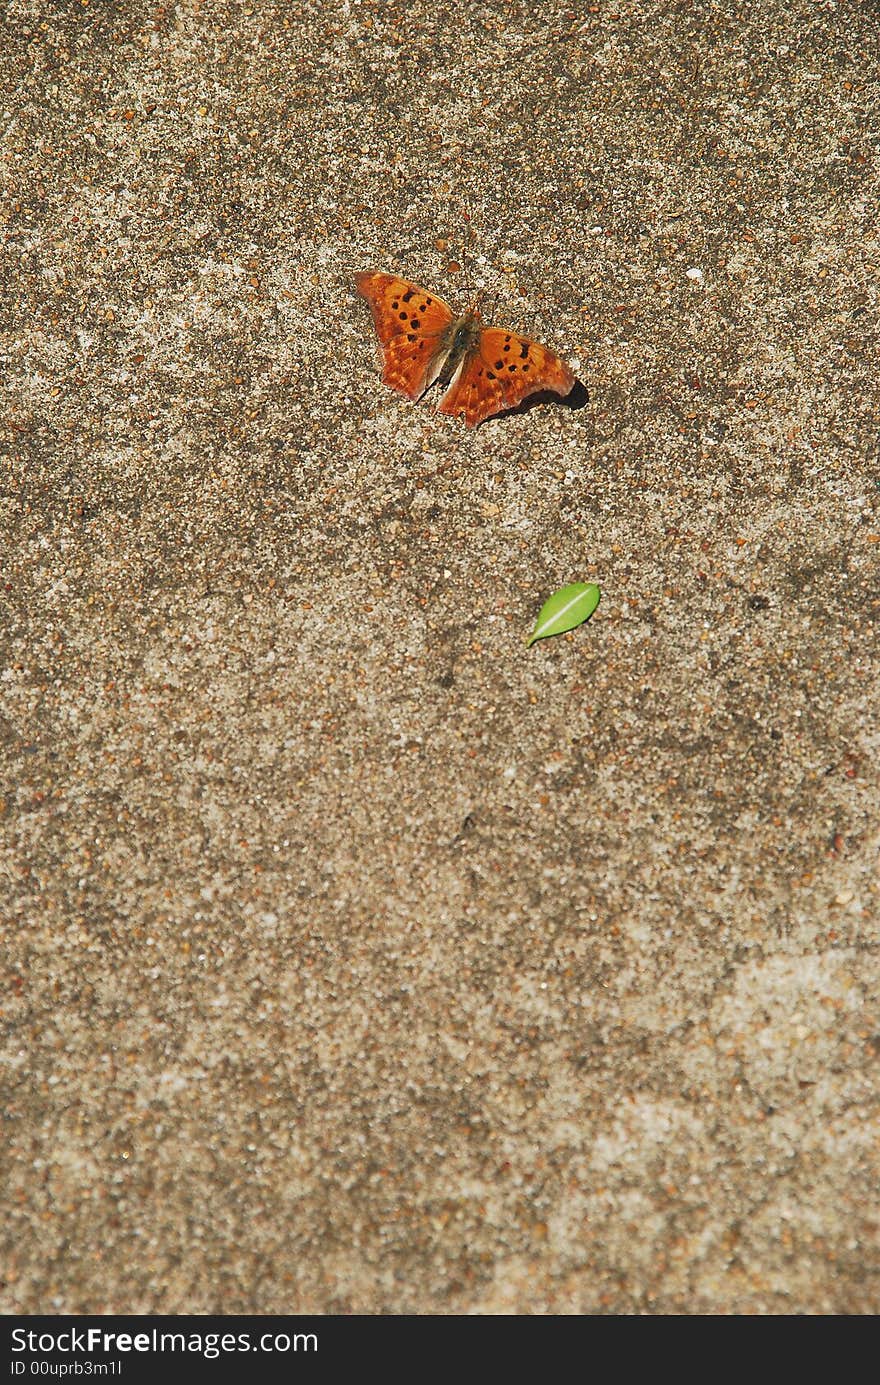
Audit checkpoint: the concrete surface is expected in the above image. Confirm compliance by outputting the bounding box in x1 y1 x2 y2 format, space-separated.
2 0 878 1314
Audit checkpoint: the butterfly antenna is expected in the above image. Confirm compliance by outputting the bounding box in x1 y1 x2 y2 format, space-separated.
471 262 512 321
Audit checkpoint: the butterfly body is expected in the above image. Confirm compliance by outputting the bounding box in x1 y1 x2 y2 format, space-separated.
435 312 482 389
355 271 575 428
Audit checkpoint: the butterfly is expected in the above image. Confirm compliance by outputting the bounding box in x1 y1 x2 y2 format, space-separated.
355 271 576 428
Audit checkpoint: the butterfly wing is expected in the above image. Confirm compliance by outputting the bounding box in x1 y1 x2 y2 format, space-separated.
438 325 576 427
355 272 456 401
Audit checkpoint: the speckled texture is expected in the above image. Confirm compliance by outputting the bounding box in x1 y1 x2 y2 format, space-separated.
2 0 878 1314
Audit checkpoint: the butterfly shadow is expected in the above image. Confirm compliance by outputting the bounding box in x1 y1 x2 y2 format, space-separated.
487 378 589 427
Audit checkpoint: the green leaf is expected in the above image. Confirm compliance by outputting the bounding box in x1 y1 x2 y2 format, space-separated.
526 582 601 647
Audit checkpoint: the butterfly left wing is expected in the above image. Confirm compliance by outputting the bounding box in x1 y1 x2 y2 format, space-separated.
355 271 456 401
438 326 576 428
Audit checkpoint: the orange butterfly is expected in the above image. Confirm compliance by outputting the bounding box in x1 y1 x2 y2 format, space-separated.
355 271 576 428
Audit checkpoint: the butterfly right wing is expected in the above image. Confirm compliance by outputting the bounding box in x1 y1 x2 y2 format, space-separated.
355 272 456 400
438 325 575 426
